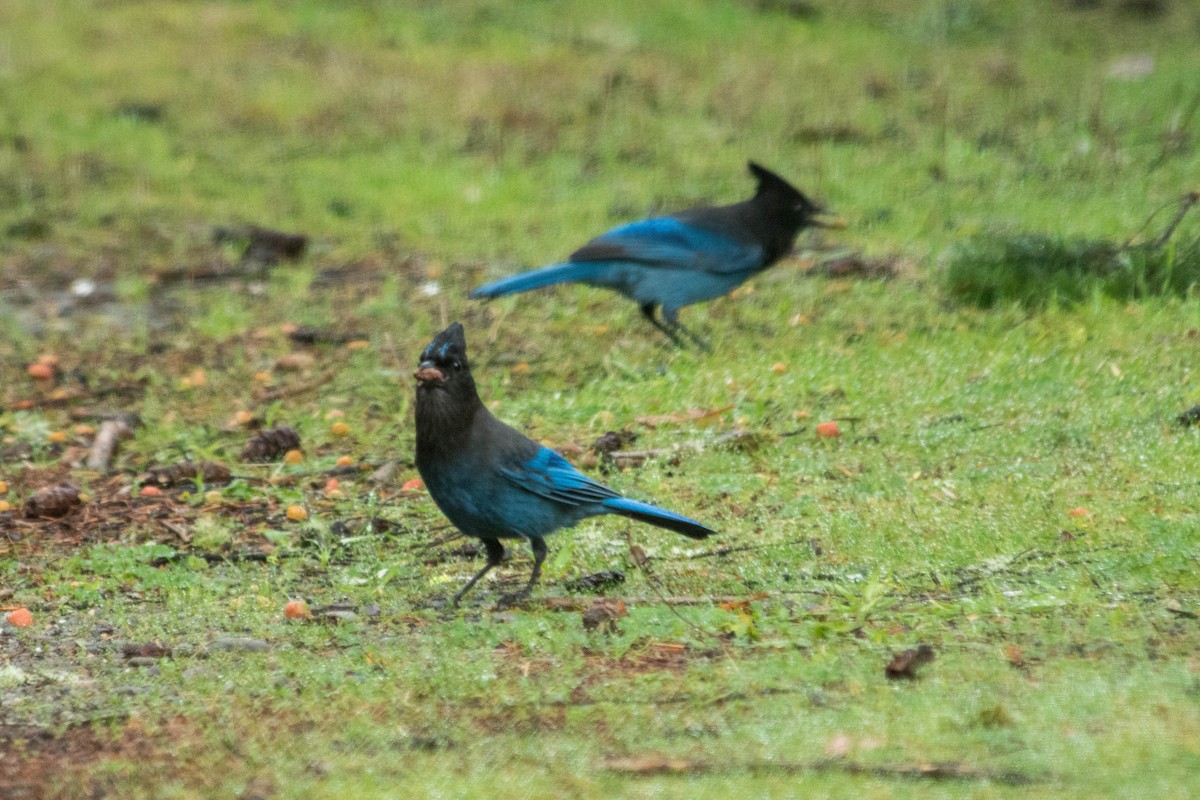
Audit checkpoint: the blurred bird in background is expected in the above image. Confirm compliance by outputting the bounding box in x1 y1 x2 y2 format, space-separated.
470 162 835 347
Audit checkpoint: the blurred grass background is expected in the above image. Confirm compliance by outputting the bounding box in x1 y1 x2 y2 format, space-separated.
2 0 1198 275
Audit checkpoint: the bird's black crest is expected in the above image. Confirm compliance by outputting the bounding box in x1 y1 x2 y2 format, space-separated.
420 322 468 366
747 161 820 210
744 160 820 215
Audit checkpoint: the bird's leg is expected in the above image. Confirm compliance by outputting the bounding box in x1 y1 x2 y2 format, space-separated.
496 537 548 608
641 303 689 349
526 537 548 590
670 319 712 353
451 538 505 606
659 306 712 353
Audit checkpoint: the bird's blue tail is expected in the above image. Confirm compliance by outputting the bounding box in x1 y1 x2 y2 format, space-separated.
602 497 714 540
469 262 609 299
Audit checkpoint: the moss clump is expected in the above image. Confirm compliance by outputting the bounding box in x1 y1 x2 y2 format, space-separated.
942 196 1200 308
941 230 1200 308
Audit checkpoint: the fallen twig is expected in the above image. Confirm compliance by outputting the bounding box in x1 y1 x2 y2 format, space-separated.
605 429 765 468
598 754 1038 785
535 595 778 611
251 373 337 406
5 381 145 412
144 460 233 488
1134 191 1199 251
86 417 136 471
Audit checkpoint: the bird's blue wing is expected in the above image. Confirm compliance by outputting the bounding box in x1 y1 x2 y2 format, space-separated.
499 447 618 507
570 218 763 275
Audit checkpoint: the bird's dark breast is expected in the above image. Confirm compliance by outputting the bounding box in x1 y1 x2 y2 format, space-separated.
414 396 474 464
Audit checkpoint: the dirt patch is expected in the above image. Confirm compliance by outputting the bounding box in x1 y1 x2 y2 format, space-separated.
0 717 192 800
473 704 568 735
491 640 563 680
1 468 207 556
584 641 697 678
1 461 420 559
564 641 711 705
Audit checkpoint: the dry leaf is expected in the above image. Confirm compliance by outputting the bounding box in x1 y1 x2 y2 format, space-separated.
145 460 232 488
600 755 695 775
635 405 733 428
275 352 316 371
1003 644 1026 668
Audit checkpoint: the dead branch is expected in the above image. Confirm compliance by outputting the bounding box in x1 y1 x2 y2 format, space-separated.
598 755 1037 785
1146 191 1199 250
604 429 765 468
535 595 778 611
86 417 135 471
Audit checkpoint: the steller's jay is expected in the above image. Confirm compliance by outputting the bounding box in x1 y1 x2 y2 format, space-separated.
469 161 833 347
413 322 714 605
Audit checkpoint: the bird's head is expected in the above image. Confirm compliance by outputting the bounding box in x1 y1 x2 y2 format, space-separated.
414 322 476 400
748 161 844 230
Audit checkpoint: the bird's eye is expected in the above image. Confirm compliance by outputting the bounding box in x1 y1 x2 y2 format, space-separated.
451 359 462 370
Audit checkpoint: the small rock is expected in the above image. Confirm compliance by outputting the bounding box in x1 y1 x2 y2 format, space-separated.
370 461 397 485
207 637 270 654
127 658 160 671
121 642 172 659
1177 404 1200 427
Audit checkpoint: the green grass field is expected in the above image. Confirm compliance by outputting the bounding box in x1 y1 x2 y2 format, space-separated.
2 1 1199 797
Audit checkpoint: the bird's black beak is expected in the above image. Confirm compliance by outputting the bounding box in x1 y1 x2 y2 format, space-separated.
807 205 848 229
414 361 446 384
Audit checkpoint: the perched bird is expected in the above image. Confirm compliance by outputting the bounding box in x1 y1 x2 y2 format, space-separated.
413 323 714 605
470 161 833 347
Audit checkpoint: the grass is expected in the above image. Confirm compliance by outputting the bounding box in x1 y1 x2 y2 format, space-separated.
2 1 1200 798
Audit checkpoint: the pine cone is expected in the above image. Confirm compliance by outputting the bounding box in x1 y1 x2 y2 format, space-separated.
240 426 301 462
25 482 82 518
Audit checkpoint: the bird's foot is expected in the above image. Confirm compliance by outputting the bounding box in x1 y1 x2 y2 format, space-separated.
646 311 711 352
680 328 712 353
666 318 711 352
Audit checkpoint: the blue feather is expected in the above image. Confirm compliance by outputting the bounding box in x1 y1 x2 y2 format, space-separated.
469 262 611 299
500 448 617 506
578 218 763 274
